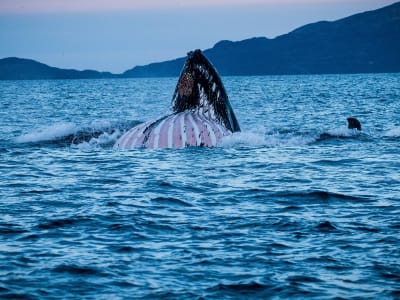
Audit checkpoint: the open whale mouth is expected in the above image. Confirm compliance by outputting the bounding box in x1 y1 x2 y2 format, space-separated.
171 50 241 133
114 50 241 149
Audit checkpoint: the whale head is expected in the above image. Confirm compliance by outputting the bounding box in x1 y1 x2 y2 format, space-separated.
114 50 240 149
171 49 241 133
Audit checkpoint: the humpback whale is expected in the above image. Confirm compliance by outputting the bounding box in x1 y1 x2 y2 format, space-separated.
114 50 240 149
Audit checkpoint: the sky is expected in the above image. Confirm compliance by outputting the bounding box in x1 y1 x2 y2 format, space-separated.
0 0 397 73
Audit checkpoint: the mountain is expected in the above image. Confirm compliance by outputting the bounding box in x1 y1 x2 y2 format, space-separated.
1 2 399 80
124 2 400 77
0 57 116 80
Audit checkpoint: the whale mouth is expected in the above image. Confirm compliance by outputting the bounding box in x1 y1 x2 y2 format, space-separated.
113 50 241 149
171 50 241 133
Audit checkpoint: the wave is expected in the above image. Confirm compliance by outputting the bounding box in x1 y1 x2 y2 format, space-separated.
16 123 78 144
37 217 91 230
15 119 141 148
275 190 368 202
150 196 193 207
220 126 362 148
15 121 365 150
207 281 269 294
52 264 107 276
264 132 317 147
316 126 363 142
71 130 122 150
219 131 268 148
383 127 400 137
315 221 338 232
220 126 319 148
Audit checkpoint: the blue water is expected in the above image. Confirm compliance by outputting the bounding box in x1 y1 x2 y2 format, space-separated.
1 74 399 299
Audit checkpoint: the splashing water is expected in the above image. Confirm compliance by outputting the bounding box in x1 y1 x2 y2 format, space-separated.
383 127 400 137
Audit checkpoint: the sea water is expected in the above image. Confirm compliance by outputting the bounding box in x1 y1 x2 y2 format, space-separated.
0 74 399 299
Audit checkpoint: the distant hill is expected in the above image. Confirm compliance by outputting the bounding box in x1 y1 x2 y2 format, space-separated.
1 2 399 80
124 1 400 77
0 57 116 80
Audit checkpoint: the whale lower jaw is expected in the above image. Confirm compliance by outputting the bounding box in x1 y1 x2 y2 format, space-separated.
113 111 231 149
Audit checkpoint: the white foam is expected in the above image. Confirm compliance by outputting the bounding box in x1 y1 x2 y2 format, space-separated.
383 127 400 137
72 130 122 150
220 131 316 148
264 132 317 147
89 119 113 131
16 123 78 143
97 130 121 144
220 131 266 148
326 126 361 137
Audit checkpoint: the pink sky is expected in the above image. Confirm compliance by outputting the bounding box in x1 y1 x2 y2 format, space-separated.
0 0 385 13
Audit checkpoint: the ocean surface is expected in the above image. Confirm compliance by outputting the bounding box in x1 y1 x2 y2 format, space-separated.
1 74 399 299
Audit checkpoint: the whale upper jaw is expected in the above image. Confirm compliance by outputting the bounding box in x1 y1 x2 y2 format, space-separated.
171 50 241 133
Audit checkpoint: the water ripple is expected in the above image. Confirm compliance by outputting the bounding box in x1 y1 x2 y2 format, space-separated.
1 75 399 298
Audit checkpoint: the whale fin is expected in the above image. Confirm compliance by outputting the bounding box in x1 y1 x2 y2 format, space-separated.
171 49 241 132
347 117 362 131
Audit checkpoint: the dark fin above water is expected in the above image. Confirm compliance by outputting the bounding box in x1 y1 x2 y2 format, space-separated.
347 117 362 131
171 49 241 132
